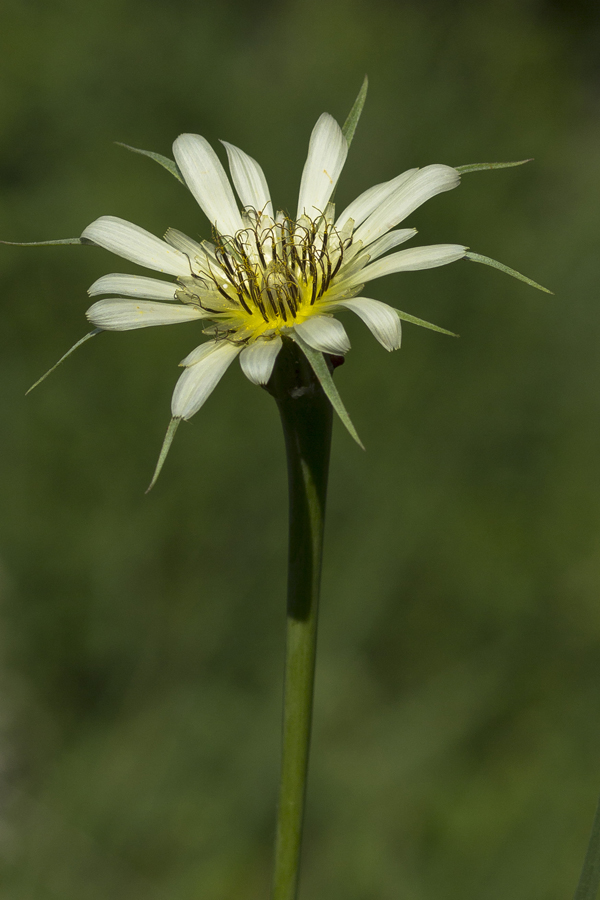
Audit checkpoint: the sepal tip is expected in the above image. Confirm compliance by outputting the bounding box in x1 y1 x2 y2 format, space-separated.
26 329 101 395
292 334 365 449
146 417 181 493
465 251 553 294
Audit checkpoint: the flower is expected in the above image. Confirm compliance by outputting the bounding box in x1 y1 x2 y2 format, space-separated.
83 113 466 424
6 88 547 486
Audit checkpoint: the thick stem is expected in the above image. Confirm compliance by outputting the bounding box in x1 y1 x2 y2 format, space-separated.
266 339 334 900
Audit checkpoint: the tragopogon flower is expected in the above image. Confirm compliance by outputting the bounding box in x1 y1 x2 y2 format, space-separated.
9 85 548 485
84 114 464 410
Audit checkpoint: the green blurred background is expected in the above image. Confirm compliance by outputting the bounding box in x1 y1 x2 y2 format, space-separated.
1 0 599 896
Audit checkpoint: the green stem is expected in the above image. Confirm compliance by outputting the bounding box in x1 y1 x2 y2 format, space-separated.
266 339 334 900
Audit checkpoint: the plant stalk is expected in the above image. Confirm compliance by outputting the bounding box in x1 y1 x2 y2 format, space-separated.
266 339 334 900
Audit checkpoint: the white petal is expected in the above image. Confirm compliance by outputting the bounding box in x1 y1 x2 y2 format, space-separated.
337 298 401 351
221 141 274 219
239 337 282 385
353 165 461 247
360 244 467 282
171 341 241 420
86 299 206 331
87 274 178 300
163 228 204 256
179 341 223 367
339 229 417 279
294 315 350 355
81 216 192 277
364 229 417 261
297 114 348 219
335 169 417 232
173 134 244 236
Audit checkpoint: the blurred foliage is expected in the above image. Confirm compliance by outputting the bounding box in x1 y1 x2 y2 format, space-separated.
1 0 600 897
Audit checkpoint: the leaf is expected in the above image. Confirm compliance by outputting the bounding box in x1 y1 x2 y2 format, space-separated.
465 251 553 294
146 417 181 493
26 329 101 395
574 796 600 900
342 75 369 148
1 237 82 246
456 160 532 175
115 142 185 185
394 309 458 337
292 335 364 449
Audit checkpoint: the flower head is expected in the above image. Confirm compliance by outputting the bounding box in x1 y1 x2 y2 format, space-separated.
83 112 465 424
8 83 549 486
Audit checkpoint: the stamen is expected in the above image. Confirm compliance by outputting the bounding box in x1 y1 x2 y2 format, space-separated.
331 249 344 280
183 214 354 330
265 287 279 317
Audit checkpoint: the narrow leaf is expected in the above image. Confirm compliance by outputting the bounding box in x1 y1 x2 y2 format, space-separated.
292 334 364 449
116 142 185 185
465 251 553 294
342 75 369 148
394 309 458 337
456 160 532 175
146 417 181 493
26 329 101 395
1 237 82 246
574 796 600 900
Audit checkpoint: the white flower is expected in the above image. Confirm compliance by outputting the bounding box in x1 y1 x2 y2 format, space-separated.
82 113 466 422
6 92 547 487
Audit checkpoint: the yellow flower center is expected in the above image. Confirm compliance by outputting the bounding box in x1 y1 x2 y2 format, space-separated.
191 211 350 342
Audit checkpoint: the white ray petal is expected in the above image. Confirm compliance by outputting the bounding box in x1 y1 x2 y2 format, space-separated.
339 229 418 279
221 141 274 219
81 216 192 277
294 315 350 355
297 114 348 219
171 341 241 420
86 299 206 331
335 169 417 231
179 341 224 367
337 297 402 351
87 274 178 300
239 337 282 385
353 165 461 247
360 244 467 282
364 228 417 261
173 134 244 236
163 228 204 256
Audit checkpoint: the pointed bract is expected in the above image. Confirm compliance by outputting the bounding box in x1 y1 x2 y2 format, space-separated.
292 334 364 449
146 417 182 493
116 143 185 184
342 76 369 148
26 330 101 395
465 251 552 293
